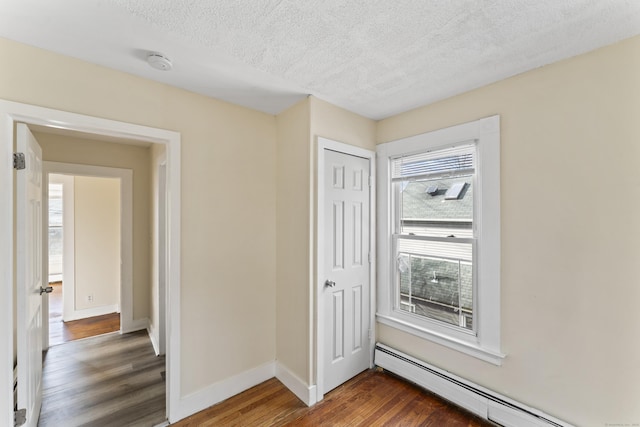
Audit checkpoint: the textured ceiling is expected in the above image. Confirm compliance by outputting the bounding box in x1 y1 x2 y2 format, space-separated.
1 0 639 119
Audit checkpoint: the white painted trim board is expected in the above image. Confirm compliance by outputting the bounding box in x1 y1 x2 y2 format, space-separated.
275 362 317 406
172 362 276 423
63 305 120 322
148 322 160 356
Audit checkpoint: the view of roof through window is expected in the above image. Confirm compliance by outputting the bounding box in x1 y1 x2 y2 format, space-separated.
393 144 475 330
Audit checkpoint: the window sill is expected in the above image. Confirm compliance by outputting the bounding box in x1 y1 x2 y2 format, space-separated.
376 313 506 366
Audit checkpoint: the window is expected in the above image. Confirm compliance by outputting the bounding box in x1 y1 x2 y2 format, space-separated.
394 144 475 330
377 116 504 365
49 182 63 283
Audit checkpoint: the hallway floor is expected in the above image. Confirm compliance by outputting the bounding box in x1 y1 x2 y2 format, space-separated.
39 330 166 426
48 282 120 346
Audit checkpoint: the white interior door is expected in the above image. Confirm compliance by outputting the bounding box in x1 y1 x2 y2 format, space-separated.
323 149 371 393
16 123 45 427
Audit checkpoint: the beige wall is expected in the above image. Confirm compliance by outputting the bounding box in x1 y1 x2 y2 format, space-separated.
2 37 278 397
310 97 377 152
36 133 151 321
275 98 311 382
376 35 640 425
275 96 376 385
73 176 120 311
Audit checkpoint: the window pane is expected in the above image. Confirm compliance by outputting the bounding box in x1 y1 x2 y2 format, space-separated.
396 175 473 237
49 182 63 278
49 226 63 276
49 183 63 227
397 237 472 262
398 251 473 331
393 144 476 332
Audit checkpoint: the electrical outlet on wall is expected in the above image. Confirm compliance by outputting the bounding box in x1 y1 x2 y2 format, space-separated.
87 295 93 302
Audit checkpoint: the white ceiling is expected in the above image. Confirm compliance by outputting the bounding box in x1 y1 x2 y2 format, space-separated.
1 0 639 120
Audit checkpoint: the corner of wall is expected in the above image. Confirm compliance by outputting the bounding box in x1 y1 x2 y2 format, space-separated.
275 96 312 384
275 361 317 407
171 362 276 424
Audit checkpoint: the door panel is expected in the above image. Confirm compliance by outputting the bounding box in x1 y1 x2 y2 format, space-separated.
351 202 363 266
352 285 362 351
323 149 370 393
332 291 344 361
16 123 44 427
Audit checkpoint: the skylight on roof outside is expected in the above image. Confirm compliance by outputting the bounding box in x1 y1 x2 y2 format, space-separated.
445 182 468 200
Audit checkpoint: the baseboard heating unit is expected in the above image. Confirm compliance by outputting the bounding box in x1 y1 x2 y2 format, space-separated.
374 343 573 427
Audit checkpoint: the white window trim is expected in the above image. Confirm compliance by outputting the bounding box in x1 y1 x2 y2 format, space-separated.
377 115 504 365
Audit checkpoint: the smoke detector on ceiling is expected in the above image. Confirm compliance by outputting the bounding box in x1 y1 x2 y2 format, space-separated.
147 53 172 71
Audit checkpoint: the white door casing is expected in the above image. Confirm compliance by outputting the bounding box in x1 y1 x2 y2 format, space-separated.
322 147 371 395
0 100 181 424
16 124 44 427
158 159 167 355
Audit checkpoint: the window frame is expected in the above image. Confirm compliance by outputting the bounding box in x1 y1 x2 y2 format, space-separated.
377 115 504 365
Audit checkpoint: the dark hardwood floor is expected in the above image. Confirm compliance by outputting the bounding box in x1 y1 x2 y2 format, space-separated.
39 330 166 427
173 369 492 427
43 286 488 426
48 282 120 346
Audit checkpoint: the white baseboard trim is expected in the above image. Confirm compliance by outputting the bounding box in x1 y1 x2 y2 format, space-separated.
172 361 276 423
62 304 119 322
275 362 317 406
147 322 160 356
121 317 149 334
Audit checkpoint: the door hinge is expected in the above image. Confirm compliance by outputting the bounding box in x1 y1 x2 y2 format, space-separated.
368 176 373 187
14 408 26 427
13 153 25 170
368 252 371 263
368 329 372 340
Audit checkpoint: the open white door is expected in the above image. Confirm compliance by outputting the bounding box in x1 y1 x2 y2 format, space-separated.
323 149 371 393
16 123 46 427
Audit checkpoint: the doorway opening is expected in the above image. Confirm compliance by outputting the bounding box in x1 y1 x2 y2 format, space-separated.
46 173 122 347
1 99 182 426
38 144 163 425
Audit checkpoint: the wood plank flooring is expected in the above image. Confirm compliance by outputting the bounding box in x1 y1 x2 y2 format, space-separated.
39 330 166 427
173 369 493 427
49 282 121 346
